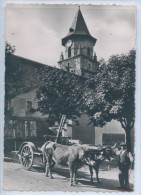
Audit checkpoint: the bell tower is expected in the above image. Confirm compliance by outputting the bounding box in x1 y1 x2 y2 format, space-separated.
58 7 98 76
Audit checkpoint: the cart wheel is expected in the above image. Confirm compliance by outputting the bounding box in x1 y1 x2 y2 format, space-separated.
20 144 34 170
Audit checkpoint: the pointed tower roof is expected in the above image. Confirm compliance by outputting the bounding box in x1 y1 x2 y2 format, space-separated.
62 7 96 46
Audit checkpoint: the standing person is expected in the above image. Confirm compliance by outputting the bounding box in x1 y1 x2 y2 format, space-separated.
117 143 134 191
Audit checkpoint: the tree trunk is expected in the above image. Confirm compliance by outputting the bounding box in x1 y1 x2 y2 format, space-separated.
125 129 131 152
120 118 133 152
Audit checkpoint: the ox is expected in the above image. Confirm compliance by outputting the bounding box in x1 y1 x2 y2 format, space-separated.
74 146 112 183
86 148 112 183
87 143 124 183
41 141 88 186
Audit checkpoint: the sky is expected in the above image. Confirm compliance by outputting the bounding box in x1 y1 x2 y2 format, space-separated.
6 4 136 67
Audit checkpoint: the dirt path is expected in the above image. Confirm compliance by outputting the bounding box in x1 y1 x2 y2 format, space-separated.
3 162 134 192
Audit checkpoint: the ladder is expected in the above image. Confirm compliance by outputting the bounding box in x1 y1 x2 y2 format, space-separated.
55 115 66 143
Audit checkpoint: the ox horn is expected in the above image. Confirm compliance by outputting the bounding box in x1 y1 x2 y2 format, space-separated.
111 143 118 149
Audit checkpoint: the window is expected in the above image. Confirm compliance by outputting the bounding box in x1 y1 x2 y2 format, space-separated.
66 63 70 72
87 47 90 57
27 101 32 112
88 64 91 70
68 47 71 58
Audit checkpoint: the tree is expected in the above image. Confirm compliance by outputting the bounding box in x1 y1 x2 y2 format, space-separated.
35 69 84 125
5 42 16 137
84 50 135 151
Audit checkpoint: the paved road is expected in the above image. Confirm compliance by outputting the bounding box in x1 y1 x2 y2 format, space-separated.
3 162 134 192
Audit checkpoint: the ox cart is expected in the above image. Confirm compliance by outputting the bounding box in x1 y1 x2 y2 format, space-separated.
17 115 108 173
17 141 106 171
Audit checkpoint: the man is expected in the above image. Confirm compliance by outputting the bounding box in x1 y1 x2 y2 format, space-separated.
116 143 133 191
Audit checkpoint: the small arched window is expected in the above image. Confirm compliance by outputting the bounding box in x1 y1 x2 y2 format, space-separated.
87 47 90 57
68 47 71 58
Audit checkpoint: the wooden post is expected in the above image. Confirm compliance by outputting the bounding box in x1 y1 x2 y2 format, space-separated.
13 129 16 151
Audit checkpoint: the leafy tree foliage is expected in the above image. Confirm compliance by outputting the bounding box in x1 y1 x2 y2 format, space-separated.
5 41 16 55
36 69 84 125
84 50 135 151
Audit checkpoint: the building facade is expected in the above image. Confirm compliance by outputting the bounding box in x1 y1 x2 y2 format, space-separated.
5 55 53 140
7 89 50 139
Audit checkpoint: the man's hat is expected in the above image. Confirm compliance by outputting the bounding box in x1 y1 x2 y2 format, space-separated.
120 142 127 147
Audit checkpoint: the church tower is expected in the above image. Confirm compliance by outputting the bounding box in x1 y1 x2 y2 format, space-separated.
58 7 98 76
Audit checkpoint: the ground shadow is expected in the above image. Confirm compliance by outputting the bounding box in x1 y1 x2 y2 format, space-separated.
24 165 134 192
77 178 133 191
51 167 134 192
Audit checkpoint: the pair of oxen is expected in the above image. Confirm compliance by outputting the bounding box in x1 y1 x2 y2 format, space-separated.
40 141 116 186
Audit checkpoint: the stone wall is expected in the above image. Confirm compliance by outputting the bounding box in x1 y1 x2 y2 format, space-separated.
80 56 98 72
59 55 97 76
59 56 81 75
